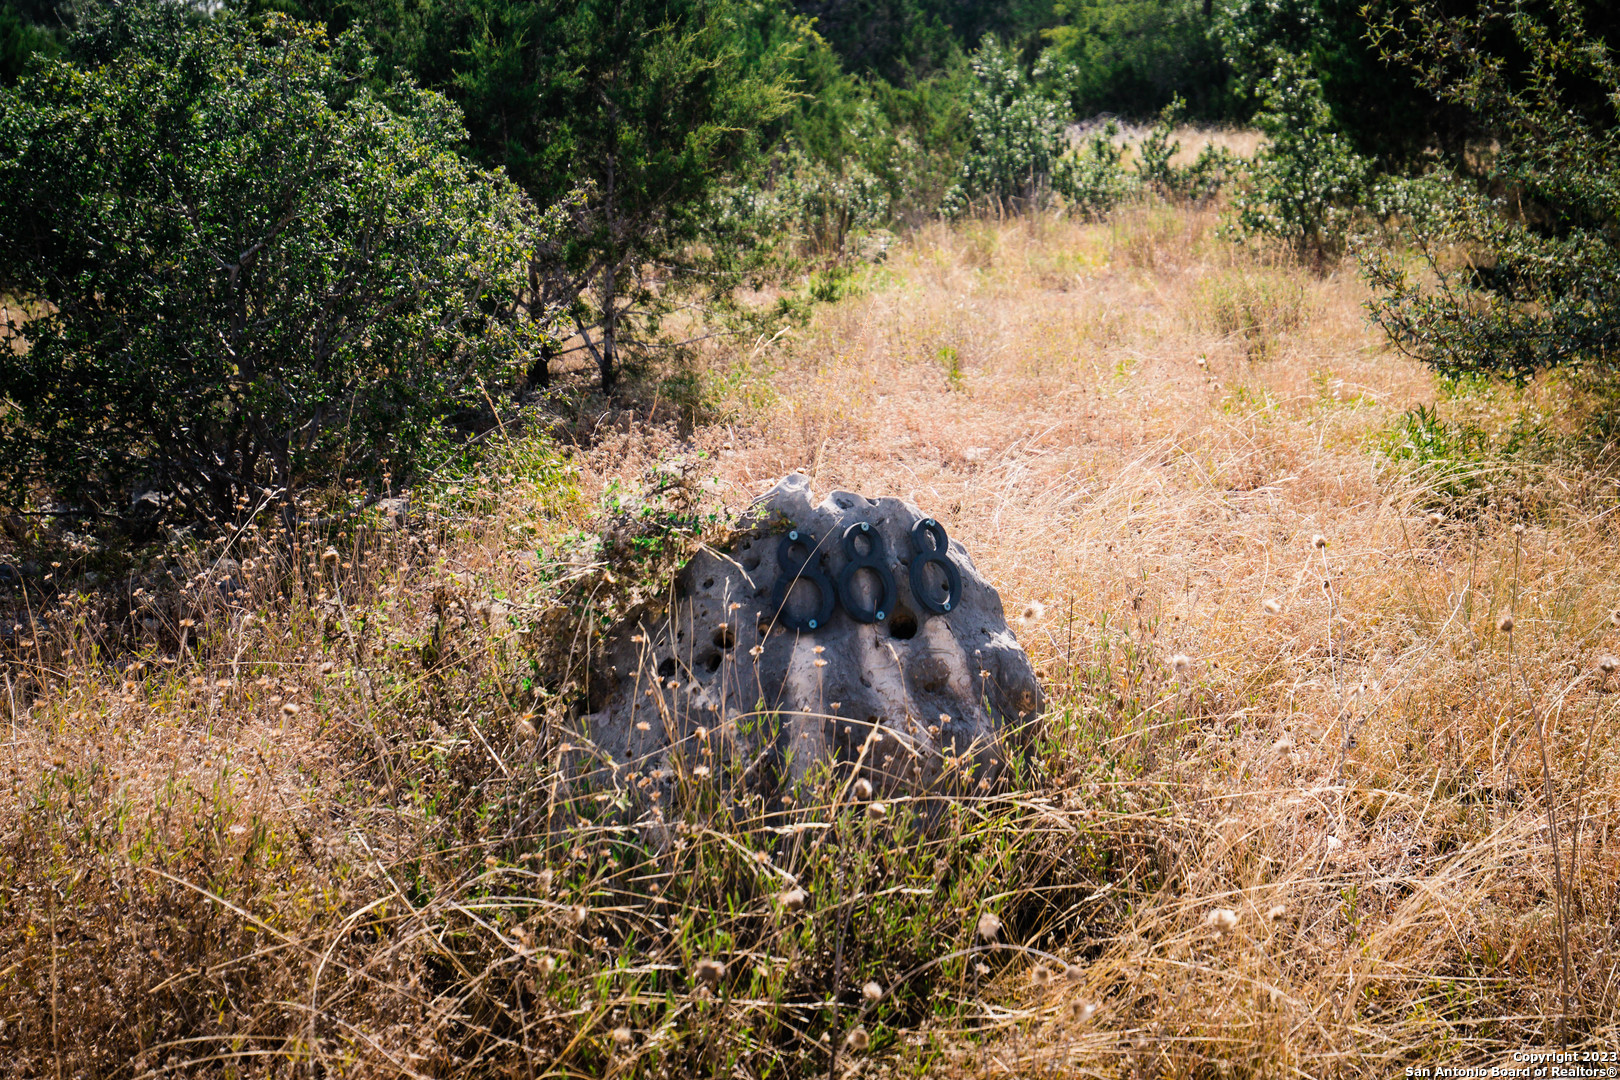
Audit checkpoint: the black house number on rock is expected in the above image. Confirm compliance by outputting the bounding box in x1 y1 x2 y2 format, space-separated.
768 517 962 633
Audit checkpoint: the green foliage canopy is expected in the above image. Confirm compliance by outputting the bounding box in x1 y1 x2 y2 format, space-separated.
246 0 796 389
0 5 543 525
1043 0 1227 118
1363 0 1620 380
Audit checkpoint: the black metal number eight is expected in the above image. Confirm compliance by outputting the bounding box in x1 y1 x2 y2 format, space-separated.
909 517 962 615
770 529 837 632
837 521 898 624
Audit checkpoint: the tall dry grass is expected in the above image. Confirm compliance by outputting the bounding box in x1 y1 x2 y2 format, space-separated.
686 206 1620 1070
3 203 1619 1076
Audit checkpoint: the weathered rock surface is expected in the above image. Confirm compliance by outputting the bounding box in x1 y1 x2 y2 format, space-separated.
576 474 1044 796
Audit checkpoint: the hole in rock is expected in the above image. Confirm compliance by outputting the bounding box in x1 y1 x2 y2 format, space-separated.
657 657 677 679
713 625 736 650
701 652 722 674
702 577 715 590
887 607 918 640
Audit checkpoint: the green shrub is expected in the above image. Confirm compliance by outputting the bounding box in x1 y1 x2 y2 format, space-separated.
0 5 544 529
944 37 1073 215
1221 55 1376 265
1361 0 1620 382
1053 120 1140 219
1133 95 1236 202
761 147 894 262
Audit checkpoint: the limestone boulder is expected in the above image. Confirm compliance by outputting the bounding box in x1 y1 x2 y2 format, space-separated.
575 474 1044 796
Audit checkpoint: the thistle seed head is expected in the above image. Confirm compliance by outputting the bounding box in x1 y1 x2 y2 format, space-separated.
976 911 1002 941
862 980 882 1002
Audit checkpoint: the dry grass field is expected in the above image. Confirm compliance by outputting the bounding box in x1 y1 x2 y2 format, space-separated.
4 203 1620 1077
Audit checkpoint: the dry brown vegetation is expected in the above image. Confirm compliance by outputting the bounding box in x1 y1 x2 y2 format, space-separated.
4 202 1620 1077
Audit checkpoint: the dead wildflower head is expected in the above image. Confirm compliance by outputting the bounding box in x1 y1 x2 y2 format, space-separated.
846 1026 870 1051
1426 512 1442 526
1497 613 1515 634
853 778 873 800
693 959 725 987
1030 964 1052 989
1169 653 1193 677
1206 907 1238 932
612 1027 633 1049
1311 534 1327 549
1069 1000 1097 1024
977 911 1002 941
1018 600 1045 627
1263 597 1282 614
1600 655 1619 676
321 547 339 565
1064 962 1085 985
866 801 887 821
862 980 882 1002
